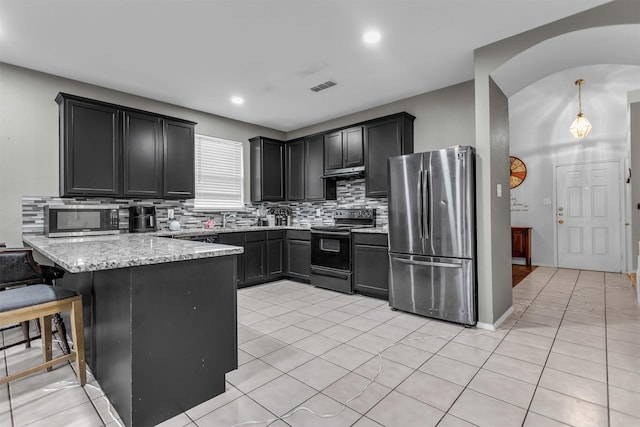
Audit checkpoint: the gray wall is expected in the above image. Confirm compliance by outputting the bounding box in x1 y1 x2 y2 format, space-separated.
287 81 475 152
0 62 285 247
488 77 512 321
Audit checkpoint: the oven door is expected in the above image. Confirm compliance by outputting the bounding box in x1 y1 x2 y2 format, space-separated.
311 230 351 271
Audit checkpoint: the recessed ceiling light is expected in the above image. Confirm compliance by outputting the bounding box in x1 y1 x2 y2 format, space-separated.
363 31 381 44
231 96 244 105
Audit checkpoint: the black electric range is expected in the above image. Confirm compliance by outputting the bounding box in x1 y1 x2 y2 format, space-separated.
310 208 376 293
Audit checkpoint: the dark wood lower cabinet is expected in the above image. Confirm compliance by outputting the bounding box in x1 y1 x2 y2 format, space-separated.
285 230 311 282
218 230 285 288
353 233 389 299
267 231 284 279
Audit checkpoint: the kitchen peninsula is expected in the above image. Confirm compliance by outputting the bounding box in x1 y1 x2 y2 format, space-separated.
22 234 243 427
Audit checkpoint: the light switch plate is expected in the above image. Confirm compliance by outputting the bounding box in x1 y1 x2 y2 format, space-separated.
167 208 174 219
497 184 502 197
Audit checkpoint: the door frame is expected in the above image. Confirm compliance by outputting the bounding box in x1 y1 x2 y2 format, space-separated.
552 159 626 272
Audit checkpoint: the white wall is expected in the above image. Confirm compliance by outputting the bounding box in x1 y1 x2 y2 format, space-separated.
0 63 285 247
509 64 639 268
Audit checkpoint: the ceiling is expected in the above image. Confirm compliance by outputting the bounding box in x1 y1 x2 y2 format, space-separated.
0 0 616 132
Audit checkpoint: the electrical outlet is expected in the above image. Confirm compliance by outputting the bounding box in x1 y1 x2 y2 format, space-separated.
167 208 174 219
316 208 322 216
496 184 502 197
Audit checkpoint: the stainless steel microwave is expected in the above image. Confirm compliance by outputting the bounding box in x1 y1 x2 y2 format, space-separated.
44 205 120 237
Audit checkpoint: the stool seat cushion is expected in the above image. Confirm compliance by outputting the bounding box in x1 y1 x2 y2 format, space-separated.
0 285 78 313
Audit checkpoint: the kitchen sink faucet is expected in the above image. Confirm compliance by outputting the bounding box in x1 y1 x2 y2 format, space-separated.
222 213 237 228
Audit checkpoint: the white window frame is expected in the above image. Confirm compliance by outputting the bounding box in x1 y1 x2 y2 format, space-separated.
193 134 244 211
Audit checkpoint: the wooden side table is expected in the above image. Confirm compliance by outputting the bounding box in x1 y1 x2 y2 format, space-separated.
511 227 532 267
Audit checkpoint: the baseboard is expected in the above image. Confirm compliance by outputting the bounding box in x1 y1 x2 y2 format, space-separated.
476 305 514 331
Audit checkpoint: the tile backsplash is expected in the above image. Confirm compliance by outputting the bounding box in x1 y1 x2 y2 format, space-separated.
22 177 388 235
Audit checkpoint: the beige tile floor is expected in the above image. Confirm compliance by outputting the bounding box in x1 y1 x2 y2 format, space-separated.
1 267 638 426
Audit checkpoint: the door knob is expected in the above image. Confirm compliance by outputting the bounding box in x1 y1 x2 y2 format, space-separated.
558 220 564 224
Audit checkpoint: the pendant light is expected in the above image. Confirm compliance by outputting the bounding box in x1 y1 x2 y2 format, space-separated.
569 79 592 139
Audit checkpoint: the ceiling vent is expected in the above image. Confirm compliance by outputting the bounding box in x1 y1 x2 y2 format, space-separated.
310 80 337 92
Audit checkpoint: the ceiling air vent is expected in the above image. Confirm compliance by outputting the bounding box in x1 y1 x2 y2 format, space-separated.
310 80 337 92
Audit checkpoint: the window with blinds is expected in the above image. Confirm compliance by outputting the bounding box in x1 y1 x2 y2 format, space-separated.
194 134 244 211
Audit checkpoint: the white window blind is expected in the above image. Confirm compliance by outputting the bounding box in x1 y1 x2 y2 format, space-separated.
194 134 244 211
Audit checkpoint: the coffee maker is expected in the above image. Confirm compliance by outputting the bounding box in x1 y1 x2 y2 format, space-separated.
129 206 157 233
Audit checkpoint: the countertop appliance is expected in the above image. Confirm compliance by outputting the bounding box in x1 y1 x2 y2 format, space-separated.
310 208 375 293
128 206 157 233
388 146 477 325
44 204 120 237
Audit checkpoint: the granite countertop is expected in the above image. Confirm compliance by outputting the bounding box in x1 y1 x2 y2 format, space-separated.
23 234 244 273
154 225 310 238
351 227 388 234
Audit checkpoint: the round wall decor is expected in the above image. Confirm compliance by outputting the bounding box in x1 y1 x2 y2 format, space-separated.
509 156 527 189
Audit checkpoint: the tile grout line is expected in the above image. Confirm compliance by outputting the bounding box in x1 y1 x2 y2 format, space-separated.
604 272 610 427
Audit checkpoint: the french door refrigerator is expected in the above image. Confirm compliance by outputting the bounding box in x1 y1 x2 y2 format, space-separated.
387 145 477 325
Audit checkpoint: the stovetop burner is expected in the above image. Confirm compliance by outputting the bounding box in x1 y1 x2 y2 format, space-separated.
311 208 376 232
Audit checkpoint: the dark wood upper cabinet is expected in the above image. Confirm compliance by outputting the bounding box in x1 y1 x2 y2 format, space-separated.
57 96 120 197
305 134 335 201
286 139 305 201
281 135 336 202
123 111 162 197
323 126 363 173
56 93 196 199
163 119 195 199
364 113 415 197
250 136 285 202
254 113 412 201
342 126 364 168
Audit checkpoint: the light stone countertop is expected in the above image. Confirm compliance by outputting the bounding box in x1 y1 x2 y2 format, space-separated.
350 227 388 234
23 234 244 273
153 225 310 238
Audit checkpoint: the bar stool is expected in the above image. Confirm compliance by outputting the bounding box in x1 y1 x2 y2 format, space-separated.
0 284 86 385
0 247 71 353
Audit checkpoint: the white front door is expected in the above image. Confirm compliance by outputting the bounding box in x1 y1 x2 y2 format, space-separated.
555 161 622 272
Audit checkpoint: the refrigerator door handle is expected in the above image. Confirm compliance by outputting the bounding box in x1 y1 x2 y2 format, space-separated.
393 257 462 268
418 170 424 239
423 169 430 239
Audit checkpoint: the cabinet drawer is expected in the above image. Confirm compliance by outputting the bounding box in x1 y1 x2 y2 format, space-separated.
218 232 243 245
245 231 267 242
353 233 388 246
286 230 310 241
267 230 284 240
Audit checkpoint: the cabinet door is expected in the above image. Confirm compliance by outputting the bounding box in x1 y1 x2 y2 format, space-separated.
286 239 311 281
353 243 390 298
60 98 120 196
365 115 414 197
286 139 305 201
342 126 363 168
218 233 245 286
163 119 195 199
305 135 334 200
323 131 343 171
364 119 401 198
267 239 284 279
123 111 162 197
244 241 266 284
252 138 285 201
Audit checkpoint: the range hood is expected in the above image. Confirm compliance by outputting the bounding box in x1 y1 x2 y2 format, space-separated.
321 166 365 179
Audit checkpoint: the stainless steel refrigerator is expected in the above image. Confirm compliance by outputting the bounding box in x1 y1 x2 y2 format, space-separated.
387 145 477 325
